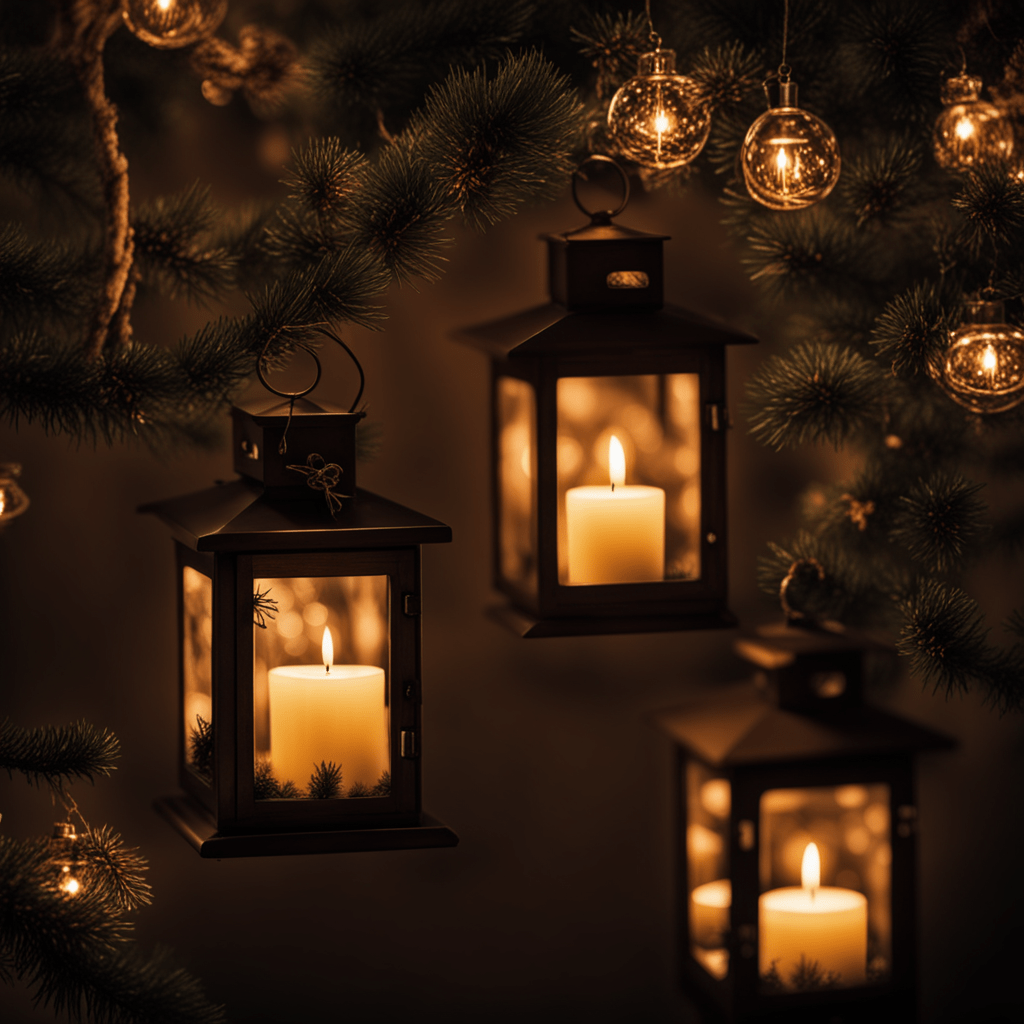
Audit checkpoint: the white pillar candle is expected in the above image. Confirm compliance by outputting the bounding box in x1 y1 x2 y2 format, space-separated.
758 842 867 988
267 627 388 790
565 435 665 585
691 878 731 948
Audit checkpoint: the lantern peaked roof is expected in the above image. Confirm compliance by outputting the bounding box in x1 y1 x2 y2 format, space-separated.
656 682 954 767
140 481 451 553
455 302 758 361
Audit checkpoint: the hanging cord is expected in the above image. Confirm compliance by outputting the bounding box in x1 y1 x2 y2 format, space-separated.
257 326 366 455
761 0 792 107
644 0 662 50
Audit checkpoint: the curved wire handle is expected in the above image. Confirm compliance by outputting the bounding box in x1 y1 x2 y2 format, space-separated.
572 154 631 224
257 326 365 413
779 557 825 622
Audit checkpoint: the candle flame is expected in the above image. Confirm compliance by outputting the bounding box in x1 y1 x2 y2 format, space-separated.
775 146 789 171
609 435 626 489
801 842 821 893
982 344 998 374
322 626 334 671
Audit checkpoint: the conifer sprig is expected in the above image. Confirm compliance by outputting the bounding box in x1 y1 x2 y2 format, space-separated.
0 720 119 785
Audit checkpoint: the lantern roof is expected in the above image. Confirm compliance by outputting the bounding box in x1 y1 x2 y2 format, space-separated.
543 220 671 245
455 301 757 361
656 682 954 767
141 480 451 553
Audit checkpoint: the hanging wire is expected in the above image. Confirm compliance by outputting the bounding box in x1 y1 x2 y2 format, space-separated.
780 0 790 78
644 0 662 50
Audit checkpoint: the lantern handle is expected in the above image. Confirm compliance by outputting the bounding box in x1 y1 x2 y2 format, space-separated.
257 326 365 414
779 557 826 623
572 155 630 224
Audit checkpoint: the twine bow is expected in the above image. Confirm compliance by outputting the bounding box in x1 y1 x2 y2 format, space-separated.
287 453 346 517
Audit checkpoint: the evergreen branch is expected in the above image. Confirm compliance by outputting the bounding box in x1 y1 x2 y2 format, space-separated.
689 42 763 112
570 9 648 100
282 139 367 226
186 715 213 783
307 760 342 800
889 471 987 573
415 51 581 230
0 720 119 785
837 137 927 228
951 163 1024 258
869 282 957 378
80 826 152 913
746 342 889 449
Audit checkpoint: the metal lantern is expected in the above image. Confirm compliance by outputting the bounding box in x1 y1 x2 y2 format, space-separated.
143 390 456 857
456 158 756 637
657 624 952 1022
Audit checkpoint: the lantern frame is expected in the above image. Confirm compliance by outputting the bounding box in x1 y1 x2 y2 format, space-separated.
457 186 756 637
657 625 953 1022
144 398 457 857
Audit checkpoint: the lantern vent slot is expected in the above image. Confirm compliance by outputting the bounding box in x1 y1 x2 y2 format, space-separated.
606 271 649 289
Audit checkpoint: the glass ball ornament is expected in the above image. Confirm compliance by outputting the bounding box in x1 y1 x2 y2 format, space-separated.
50 822 86 897
122 0 228 49
607 49 711 169
939 300 1024 414
740 80 840 211
0 462 29 524
933 73 1014 172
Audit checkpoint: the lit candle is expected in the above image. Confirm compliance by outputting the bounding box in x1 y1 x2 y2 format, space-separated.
565 435 665 585
758 842 867 988
267 627 388 790
691 878 731 948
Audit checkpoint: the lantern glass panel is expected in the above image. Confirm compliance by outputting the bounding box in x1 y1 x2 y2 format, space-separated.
556 374 701 585
686 760 731 981
758 785 892 993
182 565 213 786
497 376 538 596
252 574 391 800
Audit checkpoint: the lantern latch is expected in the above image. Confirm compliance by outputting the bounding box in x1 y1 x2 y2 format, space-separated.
707 403 730 431
401 731 418 758
403 593 421 616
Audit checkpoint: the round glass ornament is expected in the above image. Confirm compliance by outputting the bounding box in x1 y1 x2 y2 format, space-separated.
607 49 711 169
122 0 228 49
933 73 1013 172
940 300 1024 414
740 80 840 211
0 462 29 524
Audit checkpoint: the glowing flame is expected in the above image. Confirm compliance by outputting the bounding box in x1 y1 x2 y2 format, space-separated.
776 146 790 172
59 869 80 896
801 842 821 893
322 626 334 671
654 111 670 134
955 118 975 140
609 435 626 489
982 344 998 375
157 0 174 9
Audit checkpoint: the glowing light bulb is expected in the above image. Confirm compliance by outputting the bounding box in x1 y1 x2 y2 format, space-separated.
607 49 711 169
775 147 789 171
59 870 81 896
609 435 626 489
157 0 173 10
933 73 1013 172
322 626 334 672
801 841 821 894
982 344 998 376
122 0 228 49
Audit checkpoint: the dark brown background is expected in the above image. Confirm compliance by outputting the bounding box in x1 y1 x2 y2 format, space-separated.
1 100 1022 1023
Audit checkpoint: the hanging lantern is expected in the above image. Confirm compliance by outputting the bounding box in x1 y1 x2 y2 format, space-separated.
657 624 952 1021
740 75 841 211
143 341 456 856
933 72 1014 172
937 298 1024 414
456 157 756 637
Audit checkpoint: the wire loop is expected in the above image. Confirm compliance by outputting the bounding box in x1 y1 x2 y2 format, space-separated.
779 557 826 622
257 327 365 414
572 155 630 223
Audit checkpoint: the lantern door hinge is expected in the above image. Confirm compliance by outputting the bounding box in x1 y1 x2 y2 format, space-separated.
403 593 421 616
401 731 418 758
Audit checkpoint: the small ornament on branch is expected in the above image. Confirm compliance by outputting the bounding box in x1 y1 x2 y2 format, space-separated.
933 72 1014 173
50 821 86 897
122 0 228 50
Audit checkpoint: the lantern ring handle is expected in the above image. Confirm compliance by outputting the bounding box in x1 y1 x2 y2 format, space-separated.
256 327 365 413
779 557 826 622
572 155 630 223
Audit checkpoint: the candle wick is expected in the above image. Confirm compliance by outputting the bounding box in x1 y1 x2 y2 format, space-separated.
326 665 330 674
611 482 615 493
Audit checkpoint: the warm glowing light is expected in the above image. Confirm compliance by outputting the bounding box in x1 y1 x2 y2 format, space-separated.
982 344 998 375
955 117 975 140
654 111 670 134
59 871 80 896
321 627 334 671
801 842 821 892
775 146 789 171
609 435 626 489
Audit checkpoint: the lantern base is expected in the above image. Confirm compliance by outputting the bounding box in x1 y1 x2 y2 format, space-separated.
154 795 459 858
487 601 738 638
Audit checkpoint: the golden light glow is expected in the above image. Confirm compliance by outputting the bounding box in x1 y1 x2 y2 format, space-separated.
982 344 998 375
654 111 670 134
321 626 334 671
801 841 821 892
59 870 81 896
955 117 975 140
775 146 789 171
609 435 626 489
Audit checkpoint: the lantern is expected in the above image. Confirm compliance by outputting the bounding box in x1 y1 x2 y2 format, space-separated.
657 624 952 1021
456 158 756 637
143 391 456 856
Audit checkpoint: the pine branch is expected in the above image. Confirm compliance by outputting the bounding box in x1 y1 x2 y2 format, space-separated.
869 282 958 378
307 760 342 800
837 137 928 228
889 471 987 573
186 715 213 783
746 342 889 450
282 139 367 227
80 825 152 913
570 9 648 100
688 42 763 112
0 720 118 785
951 163 1024 259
